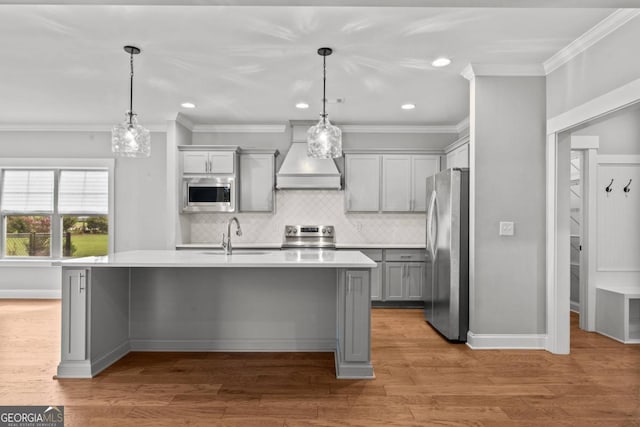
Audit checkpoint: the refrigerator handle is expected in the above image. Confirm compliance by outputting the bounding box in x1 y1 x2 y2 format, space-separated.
432 195 439 262
426 190 437 260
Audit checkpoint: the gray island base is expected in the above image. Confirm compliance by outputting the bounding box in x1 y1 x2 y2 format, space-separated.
56 250 376 380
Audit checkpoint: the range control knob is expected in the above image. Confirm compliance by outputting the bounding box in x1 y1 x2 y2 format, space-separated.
321 228 327 234
286 227 295 235
326 227 333 234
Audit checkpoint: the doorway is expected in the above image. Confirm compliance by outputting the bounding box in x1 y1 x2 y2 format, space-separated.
546 77 640 354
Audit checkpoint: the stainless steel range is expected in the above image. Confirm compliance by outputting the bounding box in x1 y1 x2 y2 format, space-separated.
281 225 336 249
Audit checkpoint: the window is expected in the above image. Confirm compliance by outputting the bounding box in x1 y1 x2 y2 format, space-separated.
1 170 55 257
1 163 112 259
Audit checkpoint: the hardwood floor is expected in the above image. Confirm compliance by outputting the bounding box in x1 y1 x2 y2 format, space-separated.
1 300 638 426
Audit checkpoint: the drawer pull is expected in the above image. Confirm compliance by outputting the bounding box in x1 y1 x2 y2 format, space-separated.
400 255 412 259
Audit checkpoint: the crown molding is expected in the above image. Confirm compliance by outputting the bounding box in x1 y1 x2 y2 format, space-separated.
544 9 640 75
339 124 458 134
460 63 545 80
455 116 469 134
192 124 287 133
0 123 166 132
174 113 195 131
443 134 470 154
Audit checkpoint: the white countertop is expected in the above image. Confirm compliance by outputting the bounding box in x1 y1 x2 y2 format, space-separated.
336 243 425 249
176 243 425 250
56 249 376 268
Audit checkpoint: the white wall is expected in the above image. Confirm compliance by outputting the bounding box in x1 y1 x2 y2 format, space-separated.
470 76 547 335
569 103 640 155
547 16 640 119
0 130 170 297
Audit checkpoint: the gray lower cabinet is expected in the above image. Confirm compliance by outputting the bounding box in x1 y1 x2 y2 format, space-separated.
344 248 426 302
384 262 424 301
61 269 88 361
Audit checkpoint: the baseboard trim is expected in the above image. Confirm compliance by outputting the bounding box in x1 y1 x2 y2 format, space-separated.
91 340 130 377
570 300 580 313
129 338 336 352
0 290 60 299
466 332 547 350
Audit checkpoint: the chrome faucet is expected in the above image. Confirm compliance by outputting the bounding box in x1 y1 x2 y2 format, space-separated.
221 217 242 255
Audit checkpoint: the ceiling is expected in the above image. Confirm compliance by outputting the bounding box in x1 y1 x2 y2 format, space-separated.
0 3 620 128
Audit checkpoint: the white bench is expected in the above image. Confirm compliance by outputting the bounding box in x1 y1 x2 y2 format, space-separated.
596 284 640 344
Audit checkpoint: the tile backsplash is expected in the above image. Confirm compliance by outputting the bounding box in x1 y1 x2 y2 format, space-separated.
189 190 426 245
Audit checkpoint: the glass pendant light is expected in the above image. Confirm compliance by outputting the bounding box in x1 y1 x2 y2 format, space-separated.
307 47 342 159
112 45 150 158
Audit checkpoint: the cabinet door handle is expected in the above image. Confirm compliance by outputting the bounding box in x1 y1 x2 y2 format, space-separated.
79 272 85 293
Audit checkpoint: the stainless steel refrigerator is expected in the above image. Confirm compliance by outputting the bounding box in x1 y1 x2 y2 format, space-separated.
425 168 469 342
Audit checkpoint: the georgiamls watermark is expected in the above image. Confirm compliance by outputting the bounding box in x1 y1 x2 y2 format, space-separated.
0 406 64 427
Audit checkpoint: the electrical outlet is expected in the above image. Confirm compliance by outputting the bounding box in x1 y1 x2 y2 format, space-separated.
499 221 515 236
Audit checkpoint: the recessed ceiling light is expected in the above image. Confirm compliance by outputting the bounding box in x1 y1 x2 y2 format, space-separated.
296 102 309 109
432 57 451 68
401 103 416 110
181 102 196 109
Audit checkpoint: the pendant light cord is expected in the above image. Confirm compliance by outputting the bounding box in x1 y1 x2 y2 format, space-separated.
128 52 134 125
322 53 327 123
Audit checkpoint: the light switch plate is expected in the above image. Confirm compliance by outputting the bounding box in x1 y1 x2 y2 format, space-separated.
499 221 515 236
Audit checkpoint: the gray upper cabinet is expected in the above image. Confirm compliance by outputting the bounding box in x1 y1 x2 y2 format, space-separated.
411 155 441 211
445 141 469 169
345 151 439 213
345 154 380 212
382 155 412 212
181 148 236 174
239 150 277 212
382 154 440 212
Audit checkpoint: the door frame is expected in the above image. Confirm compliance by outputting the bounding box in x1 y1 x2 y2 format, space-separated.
569 140 599 332
545 77 640 354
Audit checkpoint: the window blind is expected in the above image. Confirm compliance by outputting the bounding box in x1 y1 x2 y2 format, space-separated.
58 170 108 214
1 170 54 213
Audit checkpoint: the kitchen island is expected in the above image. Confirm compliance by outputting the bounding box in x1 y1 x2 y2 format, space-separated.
55 250 376 379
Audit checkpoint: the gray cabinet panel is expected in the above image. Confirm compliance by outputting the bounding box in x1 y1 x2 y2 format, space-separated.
384 263 405 300
411 155 440 212
385 249 427 262
382 155 411 212
345 155 380 212
182 151 235 174
406 262 425 300
369 263 382 301
239 153 275 212
343 270 371 362
61 269 88 361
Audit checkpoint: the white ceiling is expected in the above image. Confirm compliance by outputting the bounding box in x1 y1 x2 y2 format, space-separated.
0 3 619 128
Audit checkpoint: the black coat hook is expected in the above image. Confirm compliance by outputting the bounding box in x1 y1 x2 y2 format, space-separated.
623 179 632 194
605 179 614 193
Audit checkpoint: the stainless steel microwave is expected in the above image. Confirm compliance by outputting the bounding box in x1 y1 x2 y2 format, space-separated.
182 176 235 213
